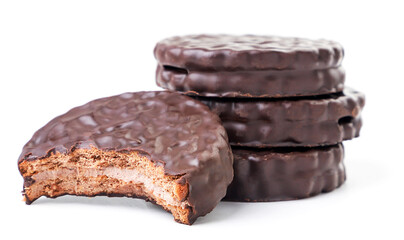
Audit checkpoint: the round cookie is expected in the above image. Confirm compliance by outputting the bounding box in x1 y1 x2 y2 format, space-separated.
196 88 365 147
225 144 345 202
156 64 345 98
154 34 344 71
18 91 233 225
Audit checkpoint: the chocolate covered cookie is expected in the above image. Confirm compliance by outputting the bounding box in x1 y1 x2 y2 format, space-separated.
154 34 343 71
18 91 233 225
155 34 345 97
196 88 365 147
225 144 345 202
157 65 345 98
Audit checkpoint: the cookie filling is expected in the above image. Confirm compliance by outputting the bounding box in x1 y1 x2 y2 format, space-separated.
19 147 192 224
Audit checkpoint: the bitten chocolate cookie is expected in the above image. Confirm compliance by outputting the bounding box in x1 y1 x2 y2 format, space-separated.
196 88 365 147
18 91 233 225
225 144 345 202
154 34 345 97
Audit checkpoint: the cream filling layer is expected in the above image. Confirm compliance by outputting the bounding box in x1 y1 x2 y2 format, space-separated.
32 167 189 209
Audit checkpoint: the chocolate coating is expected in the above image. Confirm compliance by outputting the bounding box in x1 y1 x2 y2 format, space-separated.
157 64 345 98
225 144 345 201
154 34 344 71
195 88 365 147
19 91 233 224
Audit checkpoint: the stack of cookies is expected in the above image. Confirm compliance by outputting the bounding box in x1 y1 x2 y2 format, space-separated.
154 34 365 201
16 34 366 226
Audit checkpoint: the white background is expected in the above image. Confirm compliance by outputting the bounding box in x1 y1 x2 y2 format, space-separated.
1 0 403 239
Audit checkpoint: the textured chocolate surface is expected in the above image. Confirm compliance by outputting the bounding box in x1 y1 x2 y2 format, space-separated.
225 144 345 201
195 88 365 147
157 64 345 98
18 91 233 224
154 34 344 71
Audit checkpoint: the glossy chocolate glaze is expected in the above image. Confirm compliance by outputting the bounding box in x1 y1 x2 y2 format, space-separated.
225 144 345 201
154 34 344 71
195 88 365 147
156 64 345 98
18 91 233 224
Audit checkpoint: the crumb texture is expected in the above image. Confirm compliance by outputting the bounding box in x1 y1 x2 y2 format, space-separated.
19 148 192 224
